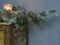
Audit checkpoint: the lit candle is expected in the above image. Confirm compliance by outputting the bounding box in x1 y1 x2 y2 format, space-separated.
4 4 12 11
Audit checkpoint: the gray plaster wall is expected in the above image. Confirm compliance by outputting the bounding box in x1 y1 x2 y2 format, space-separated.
29 0 60 45
0 0 60 45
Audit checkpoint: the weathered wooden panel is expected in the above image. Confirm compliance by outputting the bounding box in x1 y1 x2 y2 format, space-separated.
0 22 28 45
0 31 4 45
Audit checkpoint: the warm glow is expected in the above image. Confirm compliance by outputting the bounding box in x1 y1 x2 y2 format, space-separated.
4 4 12 11
6 7 10 10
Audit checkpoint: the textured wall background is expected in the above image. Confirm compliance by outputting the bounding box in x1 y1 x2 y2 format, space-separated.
0 0 60 45
29 0 60 45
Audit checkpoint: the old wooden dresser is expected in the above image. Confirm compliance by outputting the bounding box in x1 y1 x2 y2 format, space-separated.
0 22 27 45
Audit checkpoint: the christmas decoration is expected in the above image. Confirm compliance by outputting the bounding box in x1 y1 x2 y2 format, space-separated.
0 6 56 29
0 5 56 45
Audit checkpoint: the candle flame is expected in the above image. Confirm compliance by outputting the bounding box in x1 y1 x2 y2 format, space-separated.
4 4 12 11
6 7 10 10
